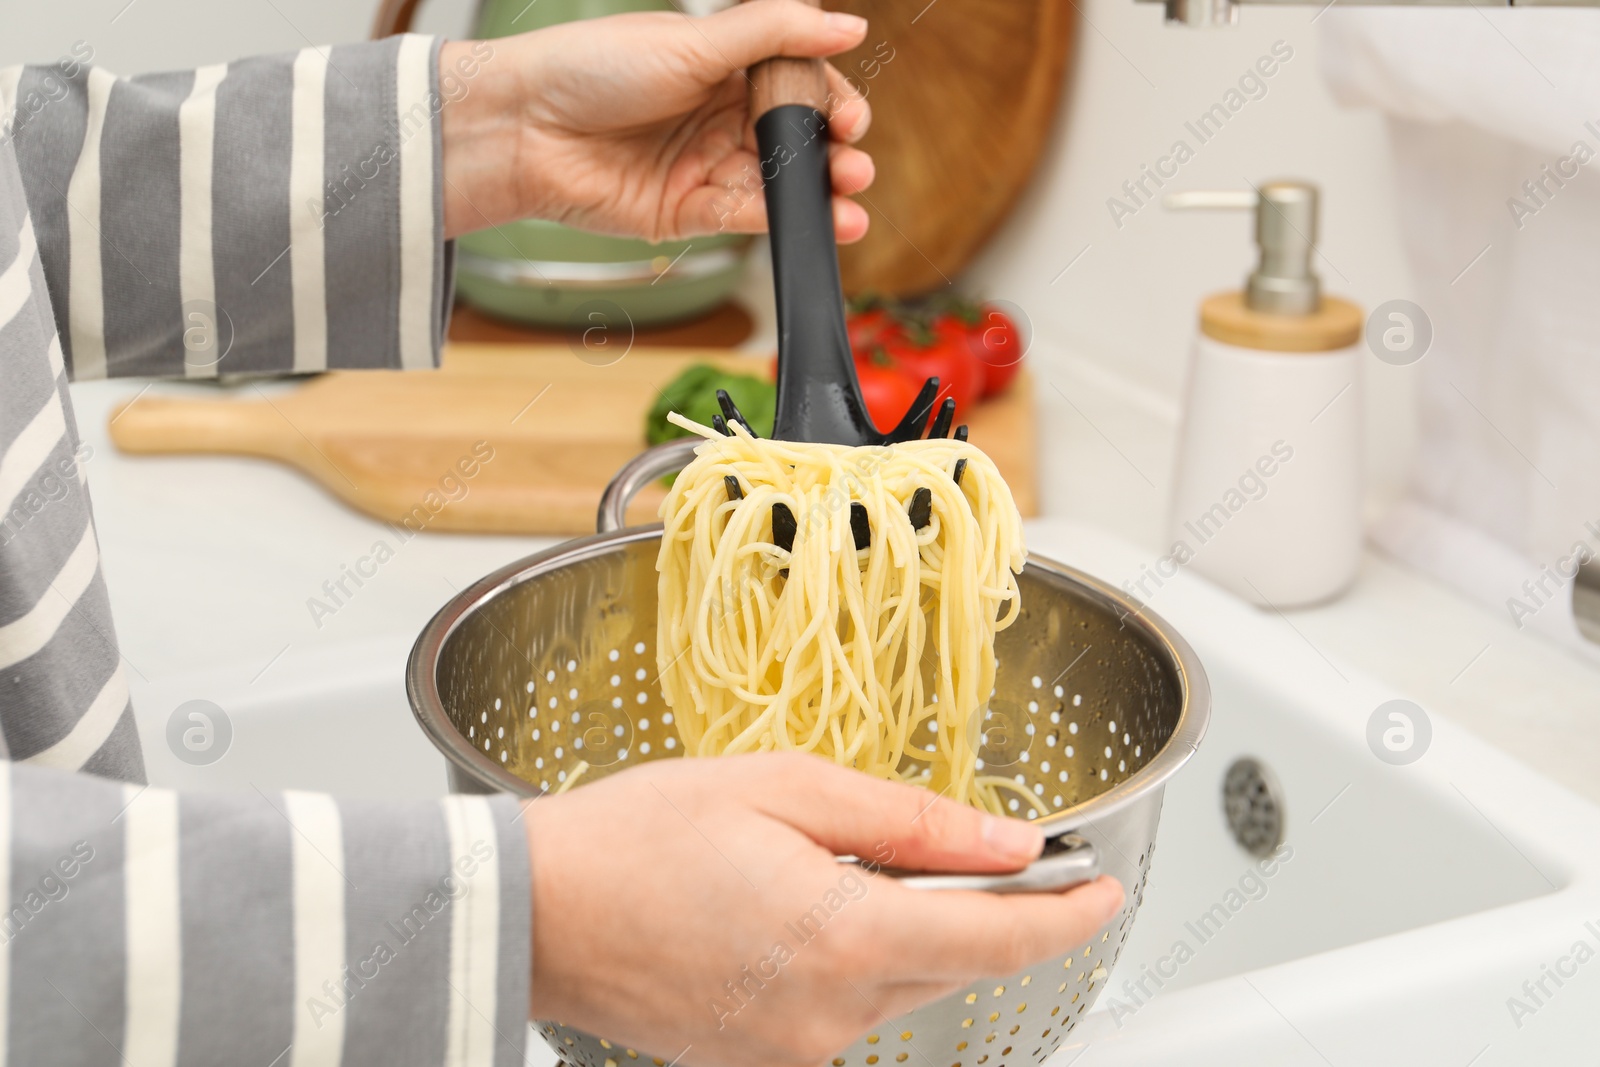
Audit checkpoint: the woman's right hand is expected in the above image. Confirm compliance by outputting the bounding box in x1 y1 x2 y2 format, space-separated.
522 752 1125 1067
439 1 877 242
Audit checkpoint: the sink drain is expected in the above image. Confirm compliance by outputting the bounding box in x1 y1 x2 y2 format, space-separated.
1222 757 1285 856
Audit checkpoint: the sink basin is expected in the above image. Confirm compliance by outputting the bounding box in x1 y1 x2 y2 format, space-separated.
133 519 1600 1064
1030 521 1600 1065
1110 650 1552 997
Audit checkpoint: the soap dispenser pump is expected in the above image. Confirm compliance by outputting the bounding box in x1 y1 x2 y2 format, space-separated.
1164 180 1364 608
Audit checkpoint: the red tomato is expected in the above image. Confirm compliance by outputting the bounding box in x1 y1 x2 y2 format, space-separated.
854 356 925 433
967 305 1024 397
847 307 896 354
877 327 982 421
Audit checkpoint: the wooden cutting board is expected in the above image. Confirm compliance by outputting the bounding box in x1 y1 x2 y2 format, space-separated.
832 0 1076 296
107 345 1037 535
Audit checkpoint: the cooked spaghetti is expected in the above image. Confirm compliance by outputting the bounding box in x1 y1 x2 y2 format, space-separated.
656 414 1035 815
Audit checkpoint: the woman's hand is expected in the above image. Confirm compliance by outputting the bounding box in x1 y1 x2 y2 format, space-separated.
522 753 1125 1067
438 1 876 243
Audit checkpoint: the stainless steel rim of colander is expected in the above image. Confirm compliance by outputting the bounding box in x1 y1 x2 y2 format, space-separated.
405 524 1212 835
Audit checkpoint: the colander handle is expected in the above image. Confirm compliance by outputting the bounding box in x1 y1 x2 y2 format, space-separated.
871 834 1099 896
598 437 703 533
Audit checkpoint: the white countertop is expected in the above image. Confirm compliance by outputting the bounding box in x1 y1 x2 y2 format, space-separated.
68 342 1600 806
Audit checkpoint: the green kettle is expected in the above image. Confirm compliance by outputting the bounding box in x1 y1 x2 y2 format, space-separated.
372 0 751 328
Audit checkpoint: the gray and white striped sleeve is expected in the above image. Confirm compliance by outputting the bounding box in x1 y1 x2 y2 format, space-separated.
0 762 531 1067
4 34 452 380
0 37 534 1066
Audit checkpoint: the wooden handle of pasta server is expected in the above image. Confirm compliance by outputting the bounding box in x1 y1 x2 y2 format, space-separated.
370 0 423 38
745 0 830 119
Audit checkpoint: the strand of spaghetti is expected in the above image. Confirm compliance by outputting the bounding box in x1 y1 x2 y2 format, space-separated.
980 774 1050 816
553 760 591 795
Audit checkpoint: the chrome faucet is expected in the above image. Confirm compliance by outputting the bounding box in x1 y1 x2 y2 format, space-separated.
1143 0 1598 28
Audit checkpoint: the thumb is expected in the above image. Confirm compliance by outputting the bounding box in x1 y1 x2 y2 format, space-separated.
739 753 1046 873
690 0 869 73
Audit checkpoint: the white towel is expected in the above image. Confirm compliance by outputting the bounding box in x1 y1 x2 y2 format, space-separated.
1320 10 1600 661
1372 499 1600 662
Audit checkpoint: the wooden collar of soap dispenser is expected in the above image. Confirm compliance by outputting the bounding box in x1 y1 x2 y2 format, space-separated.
1165 182 1362 353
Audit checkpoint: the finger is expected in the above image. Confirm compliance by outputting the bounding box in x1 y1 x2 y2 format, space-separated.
830 144 875 195
692 0 869 74
679 178 763 237
707 147 767 205
885 876 1127 981
704 140 868 196
676 188 866 243
675 150 766 236
675 172 869 242
736 753 1046 872
834 197 870 244
825 64 872 143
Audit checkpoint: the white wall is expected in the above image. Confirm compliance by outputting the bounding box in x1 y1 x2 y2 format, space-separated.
961 0 1420 531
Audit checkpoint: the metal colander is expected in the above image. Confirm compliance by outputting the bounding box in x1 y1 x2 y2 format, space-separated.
407 441 1209 1067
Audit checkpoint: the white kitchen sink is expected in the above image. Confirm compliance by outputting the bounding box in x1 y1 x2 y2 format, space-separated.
132 519 1600 1064
1032 522 1600 1065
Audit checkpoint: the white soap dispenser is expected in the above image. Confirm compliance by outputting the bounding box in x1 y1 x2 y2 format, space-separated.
1164 181 1364 608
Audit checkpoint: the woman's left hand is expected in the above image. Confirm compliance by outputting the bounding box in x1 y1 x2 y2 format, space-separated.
437 0 876 242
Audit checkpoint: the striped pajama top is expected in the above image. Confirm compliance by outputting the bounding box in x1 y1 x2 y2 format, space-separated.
0 35 530 1067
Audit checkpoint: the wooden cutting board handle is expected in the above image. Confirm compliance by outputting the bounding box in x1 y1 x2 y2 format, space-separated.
102 348 1038 534
109 394 294 457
